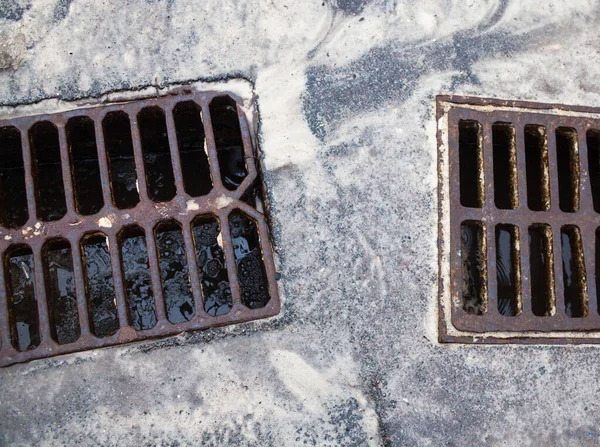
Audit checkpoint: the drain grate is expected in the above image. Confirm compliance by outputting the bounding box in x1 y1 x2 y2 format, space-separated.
438 96 600 343
0 87 279 365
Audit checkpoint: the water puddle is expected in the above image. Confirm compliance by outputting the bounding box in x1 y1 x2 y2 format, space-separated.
66 116 104 215
461 221 486 315
155 221 194 323
229 211 270 309
103 111 140 209
173 101 212 197
138 107 176 203
209 96 247 190
5 245 39 351
0 126 28 228
43 239 80 344
119 226 156 330
29 121 67 221
82 233 119 336
192 216 231 316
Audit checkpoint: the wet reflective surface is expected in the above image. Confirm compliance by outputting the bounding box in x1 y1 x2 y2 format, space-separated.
138 107 176 203
561 226 588 317
44 240 80 344
0 126 28 228
82 235 119 336
229 212 269 309
192 217 232 316
66 116 104 216
496 225 520 316
103 112 140 209
461 221 486 315
210 96 247 190
6 247 39 351
156 223 194 323
29 121 67 222
529 225 555 316
120 228 156 330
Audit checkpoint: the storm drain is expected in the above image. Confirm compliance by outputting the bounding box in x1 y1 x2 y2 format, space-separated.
438 96 600 343
0 87 279 366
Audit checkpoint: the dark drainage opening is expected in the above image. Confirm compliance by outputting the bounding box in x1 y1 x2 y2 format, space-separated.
210 96 248 191
0 126 28 228
192 215 232 316
529 225 555 317
4 245 39 351
586 130 600 213
492 123 518 210
496 224 521 316
561 225 588 318
29 121 67 222
155 220 194 324
524 124 550 211
43 238 80 345
458 120 483 208
556 127 580 213
461 220 486 315
119 226 156 331
81 233 119 337
0 89 280 366
66 116 104 216
173 101 212 197
138 107 177 203
102 111 140 210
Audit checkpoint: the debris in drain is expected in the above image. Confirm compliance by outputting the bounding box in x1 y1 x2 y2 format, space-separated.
0 89 279 366
439 96 600 342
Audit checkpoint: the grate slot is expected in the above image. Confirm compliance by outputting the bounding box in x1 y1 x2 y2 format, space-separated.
66 117 104 216
492 123 518 210
529 225 556 316
587 130 600 213
155 220 194 323
172 101 212 197
102 112 141 209
192 215 232 316
4 245 39 351
460 221 487 315
81 233 119 337
495 224 521 316
229 211 270 309
210 96 248 191
561 225 588 317
29 122 68 222
556 127 580 213
0 126 28 228
119 226 156 331
42 239 80 345
458 120 484 208
138 107 177 203
524 124 550 211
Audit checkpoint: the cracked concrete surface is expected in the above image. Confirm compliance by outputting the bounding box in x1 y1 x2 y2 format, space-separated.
1 0 600 445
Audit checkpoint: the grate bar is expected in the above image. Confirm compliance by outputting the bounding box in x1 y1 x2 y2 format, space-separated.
164 107 187 198
19 128 37 228
93 118 116 211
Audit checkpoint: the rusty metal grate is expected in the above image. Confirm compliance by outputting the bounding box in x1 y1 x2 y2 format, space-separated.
0 87 280 366
438 95 600 344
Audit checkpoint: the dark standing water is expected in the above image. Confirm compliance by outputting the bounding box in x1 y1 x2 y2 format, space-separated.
524 125 550 211
43 239 80 344
29 121 67 221
210 96 247 190
173 101 212 197
120 227 156 330
461 221 486 315
103 112 140 209
561 226 588 317
66 116 104 216
0 126 28 228
82 234 119 336
496 225 520 316
229 211 270 309
192 217 232 316
529 225 555 316
155 222 194 323
138 107 176 203
458 120 483 208
5 246 40 351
